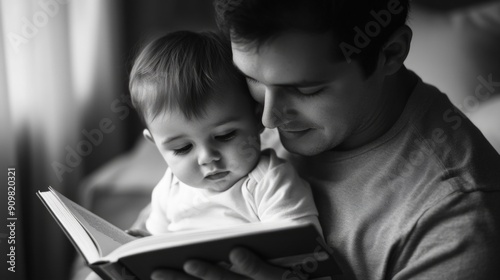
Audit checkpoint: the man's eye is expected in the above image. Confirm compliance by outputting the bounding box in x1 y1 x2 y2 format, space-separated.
245 77 259 84
296 86 325 95
216 131 237 142
172 144 192 155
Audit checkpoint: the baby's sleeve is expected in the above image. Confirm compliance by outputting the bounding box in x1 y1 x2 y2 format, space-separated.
145 168 173 234
249 150 322 235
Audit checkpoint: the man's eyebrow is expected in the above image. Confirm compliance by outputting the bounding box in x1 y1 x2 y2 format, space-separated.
279 80 331 87
232 62 331 87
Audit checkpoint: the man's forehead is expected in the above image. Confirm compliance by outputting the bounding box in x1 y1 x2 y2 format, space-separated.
231 31 338 62
231 31 342 83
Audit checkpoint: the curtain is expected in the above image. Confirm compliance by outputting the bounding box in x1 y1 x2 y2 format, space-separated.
0 0 125 279
0 3 26 280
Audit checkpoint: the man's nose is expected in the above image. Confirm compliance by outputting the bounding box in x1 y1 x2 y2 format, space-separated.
261 88 289 129
197 145 221 165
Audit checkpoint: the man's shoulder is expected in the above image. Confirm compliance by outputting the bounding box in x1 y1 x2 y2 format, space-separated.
386 188 500 279
408 81 500 193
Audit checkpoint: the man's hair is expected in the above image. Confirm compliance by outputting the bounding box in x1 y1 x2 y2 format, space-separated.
214 0 410 76
129 30 246 124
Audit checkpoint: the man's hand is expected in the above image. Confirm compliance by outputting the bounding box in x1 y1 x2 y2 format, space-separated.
151 247 289 280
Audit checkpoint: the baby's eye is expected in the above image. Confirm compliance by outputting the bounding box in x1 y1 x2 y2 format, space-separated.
215 131 237 142
172 144 192 155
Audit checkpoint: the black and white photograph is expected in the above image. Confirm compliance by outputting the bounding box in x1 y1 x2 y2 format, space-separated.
1 0 500 280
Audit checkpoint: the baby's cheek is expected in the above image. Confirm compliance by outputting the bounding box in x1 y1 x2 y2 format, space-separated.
170 158 201 186
230 139 260 173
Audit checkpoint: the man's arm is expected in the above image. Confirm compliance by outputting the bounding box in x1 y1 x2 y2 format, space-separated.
390 191 500 279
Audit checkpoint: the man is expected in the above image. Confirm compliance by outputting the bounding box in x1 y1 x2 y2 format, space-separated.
160 0 499 279
90 0 500 279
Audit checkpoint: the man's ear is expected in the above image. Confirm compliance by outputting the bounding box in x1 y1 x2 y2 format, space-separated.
379 25 413 76
143 129 155 143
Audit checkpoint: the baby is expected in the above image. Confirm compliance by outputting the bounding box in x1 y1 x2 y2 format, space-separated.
128 30 321 234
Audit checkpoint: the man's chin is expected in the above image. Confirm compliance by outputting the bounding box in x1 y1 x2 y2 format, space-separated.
280 135 327 157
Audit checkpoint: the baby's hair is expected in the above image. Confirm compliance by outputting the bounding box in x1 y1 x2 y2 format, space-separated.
129 30 245 125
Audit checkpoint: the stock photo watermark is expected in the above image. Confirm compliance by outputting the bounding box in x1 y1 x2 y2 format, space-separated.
51 94 133 182
281 236 336 280
5 167 17 273
388 73 499 181
339 0 404 63
7 0 71 52
386 107 465 181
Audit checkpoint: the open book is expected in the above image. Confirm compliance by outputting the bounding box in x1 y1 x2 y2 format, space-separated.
37 186 342 280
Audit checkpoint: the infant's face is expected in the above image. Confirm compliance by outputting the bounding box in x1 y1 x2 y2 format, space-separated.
147 81 261 192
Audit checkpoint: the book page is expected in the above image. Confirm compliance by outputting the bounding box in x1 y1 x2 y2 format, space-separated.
107 220 306 261
37 191 101 263
51 188 136 258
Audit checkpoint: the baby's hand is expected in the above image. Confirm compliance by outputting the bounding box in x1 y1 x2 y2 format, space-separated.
125 228 151 237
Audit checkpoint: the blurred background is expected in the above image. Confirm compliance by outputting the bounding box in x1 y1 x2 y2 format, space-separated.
0 0 499 280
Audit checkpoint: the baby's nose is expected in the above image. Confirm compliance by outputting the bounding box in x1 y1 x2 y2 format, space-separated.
197 146 221 165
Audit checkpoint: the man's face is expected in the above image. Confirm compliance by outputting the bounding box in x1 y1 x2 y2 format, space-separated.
146 80 261 192
232 32 385 156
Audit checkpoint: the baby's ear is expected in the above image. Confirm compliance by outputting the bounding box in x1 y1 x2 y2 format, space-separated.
143 129 155 143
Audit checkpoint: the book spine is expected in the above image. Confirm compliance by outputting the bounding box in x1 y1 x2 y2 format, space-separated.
91 261 138 280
